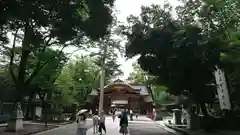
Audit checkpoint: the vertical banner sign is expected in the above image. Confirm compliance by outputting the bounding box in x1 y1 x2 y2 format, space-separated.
214 68 231 110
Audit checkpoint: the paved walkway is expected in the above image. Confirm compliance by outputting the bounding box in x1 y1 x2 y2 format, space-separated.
31 115 175 135
33 119 93 135
129 116 180 135
33 117 120 135
155 116 240 135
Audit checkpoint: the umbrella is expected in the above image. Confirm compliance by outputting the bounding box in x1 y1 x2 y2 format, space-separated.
77 109 88 115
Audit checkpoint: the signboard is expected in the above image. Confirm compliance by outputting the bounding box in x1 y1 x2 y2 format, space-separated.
214 68 231 110
112 100 128 105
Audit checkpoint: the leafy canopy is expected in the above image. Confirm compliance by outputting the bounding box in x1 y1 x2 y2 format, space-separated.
121 4 222 104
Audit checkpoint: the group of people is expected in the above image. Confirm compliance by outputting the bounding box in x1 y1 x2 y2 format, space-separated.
76 109 129 135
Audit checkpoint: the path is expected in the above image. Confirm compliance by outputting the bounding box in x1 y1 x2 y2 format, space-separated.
128 115 181 135
33 119 93 135
33 116 178 135
33 117 120 135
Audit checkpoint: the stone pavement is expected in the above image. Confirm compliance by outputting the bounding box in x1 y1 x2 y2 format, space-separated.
33 119 93 135
88 116 120 135
128 115 182 135
33 117 120 135
155 116 240 135
31 115 177 135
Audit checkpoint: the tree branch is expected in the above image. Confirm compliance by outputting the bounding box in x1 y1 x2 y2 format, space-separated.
18 24 31 85
25 44 68 85
9 29 19 84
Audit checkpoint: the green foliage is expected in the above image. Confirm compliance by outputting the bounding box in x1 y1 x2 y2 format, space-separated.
127 62 148 84
30 48 68 97
54 56 100 107
0 0 116 103
127 62 175 104
121 4 222 107
89 36 124 82
177 0 240 108
151 85 175 104
0 0 115 41
0 69 16 101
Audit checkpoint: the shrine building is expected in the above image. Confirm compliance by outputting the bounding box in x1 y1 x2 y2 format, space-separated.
85 79 154 114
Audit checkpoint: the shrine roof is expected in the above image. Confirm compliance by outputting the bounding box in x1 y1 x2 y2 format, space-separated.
88 79 151 96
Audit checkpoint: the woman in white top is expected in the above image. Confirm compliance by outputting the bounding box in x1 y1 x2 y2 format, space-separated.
76 113 87 135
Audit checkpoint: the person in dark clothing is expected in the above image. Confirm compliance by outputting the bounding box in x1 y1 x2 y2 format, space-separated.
98 111 106 135
119 111 128 135
112 108 116 122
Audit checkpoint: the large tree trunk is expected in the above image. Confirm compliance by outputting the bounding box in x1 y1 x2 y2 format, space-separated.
40 99 48 127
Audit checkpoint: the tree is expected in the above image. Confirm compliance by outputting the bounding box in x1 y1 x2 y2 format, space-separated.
127 62 148 84
0 69 16 101
89 36 124 82
121 4 222 118
127 62 175 105
176 0 240 110
55 56 101 108
0 0 116 105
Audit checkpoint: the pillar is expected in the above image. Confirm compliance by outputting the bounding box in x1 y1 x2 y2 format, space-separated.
6 102 24 132
128 97 131 110
172 109 181 125
0 101 2 114
187 112 200 129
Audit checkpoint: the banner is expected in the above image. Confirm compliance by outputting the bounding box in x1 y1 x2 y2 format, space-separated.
214 68 231 110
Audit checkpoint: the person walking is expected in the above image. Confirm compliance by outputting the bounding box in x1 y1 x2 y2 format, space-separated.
112 108 116 122
92 112 98 134
119 110 128 135
135 110 139 119
98 111 106 135
76 110 87 135
129 109 133 121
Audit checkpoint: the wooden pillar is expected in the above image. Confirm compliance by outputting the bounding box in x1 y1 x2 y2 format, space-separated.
128 97 131 110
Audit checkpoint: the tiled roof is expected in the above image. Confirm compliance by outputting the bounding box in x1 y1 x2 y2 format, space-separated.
88 79 152 97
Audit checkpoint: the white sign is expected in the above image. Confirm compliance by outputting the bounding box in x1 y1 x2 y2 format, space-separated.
214 68 231 110
112 100 128 104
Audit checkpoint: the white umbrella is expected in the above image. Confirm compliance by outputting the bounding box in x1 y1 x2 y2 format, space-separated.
77 109 88 115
